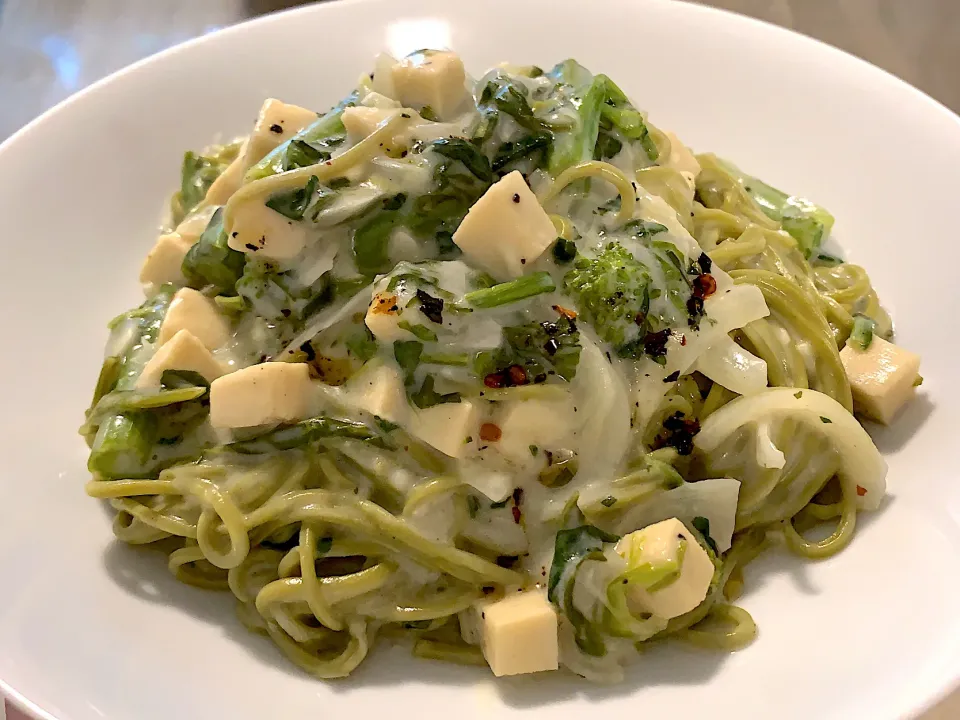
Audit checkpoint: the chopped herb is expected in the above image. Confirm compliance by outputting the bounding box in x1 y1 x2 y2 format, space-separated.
552 237 578 264
410 376 461 409
529 444 540 457
265 175 320 221
316 536 333 555
794 391 803 399
600 496 617 507
691 516 718 554
466 494 480 518
398 321 438 342
820 416 833 424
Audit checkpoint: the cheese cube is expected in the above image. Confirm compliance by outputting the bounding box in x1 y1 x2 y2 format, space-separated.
496 398 577 463
409 400 479 458
342 106 397 140
840 336 921 424
452 171 557 279
347 363 408 423
391 50 467 119
226 201 310 261
615 518 714 620
159 288 230 350
247 98 318 161
209 361 313 429
481 589 559 677
663 131 701 178
136 330 225 388
140 232 193 288
206 99 318 206
364 290 419 343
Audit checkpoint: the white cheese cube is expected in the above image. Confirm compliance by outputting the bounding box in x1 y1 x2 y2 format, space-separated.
409 400 479 458
205 99 318 206
247 98 318 161
341 106 397 141
391 50 467 119
663 131 701 178
615 518 714 620
496 398 577 464
159 288 230 350
481 589 559 677
364 290 418 343
452 171 557 279
840 336 921 424
136 330 225 388
139 232 193 289
347 362 408 424
226 201 310 261
209 361 313 429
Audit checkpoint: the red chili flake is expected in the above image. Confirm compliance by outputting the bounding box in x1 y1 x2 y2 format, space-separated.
511 505 522 524
483 372 505 388
552 304 577 319
680 334 687 346
507 364 529 385
692 273 717 299
634 312 646 326
479 423 502 442
856 485 867 497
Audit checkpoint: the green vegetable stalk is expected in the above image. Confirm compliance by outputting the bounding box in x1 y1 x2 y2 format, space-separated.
547 60 606 175
87 287 174 479
182 207 246 294
463 272 556 308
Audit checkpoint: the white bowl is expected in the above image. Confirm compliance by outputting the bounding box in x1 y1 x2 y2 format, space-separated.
1 1 958 718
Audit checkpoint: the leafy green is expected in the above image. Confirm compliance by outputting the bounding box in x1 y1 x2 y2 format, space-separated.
345 326 378 362
171 142 241 224
236 261 331 322
553 238 578 264
398 321 438 342
476 316 582 383
717 158 835 258
407 139 493 254
548 525 619 656
410 376 462 409
352 194 408 275
598 75 659 161
847 314 876 351
691 516 719 555
264 175 336 221
492 134 551 174
394 340 424 378
246 93 356 182
182 208 246 295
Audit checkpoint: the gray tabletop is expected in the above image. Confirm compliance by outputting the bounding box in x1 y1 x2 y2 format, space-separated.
0 1 957 718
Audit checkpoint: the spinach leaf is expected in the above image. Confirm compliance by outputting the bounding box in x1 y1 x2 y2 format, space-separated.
181 207 246 295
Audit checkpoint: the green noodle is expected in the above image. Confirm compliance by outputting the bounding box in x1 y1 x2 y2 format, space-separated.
82 52 907 683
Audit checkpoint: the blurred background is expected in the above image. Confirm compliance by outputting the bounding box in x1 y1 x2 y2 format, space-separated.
0 0 957 718
0 0 958 141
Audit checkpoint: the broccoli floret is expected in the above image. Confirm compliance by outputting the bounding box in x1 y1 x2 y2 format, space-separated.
563 242 652 350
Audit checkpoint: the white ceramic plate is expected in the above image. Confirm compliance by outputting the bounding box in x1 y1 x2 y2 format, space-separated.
1 1 959 718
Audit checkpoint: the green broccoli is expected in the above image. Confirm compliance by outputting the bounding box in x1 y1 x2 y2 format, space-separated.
563 242 653 351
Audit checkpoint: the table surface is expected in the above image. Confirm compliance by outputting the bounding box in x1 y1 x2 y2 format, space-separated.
0 0 957 718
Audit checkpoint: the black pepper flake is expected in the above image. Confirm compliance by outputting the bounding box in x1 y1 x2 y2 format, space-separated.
512 193 520 203
231 231 238 238
698 252 712 274
663 371 680 383
269 123 284 134
416 289 444 324
544 337 560 356
496 555 520 569
643 329 671 359
299 342 316 361
245 243 258 251
520 258 526 265
280 308 291 318
400 150 408 158
653 411 701 456
400 112 411 119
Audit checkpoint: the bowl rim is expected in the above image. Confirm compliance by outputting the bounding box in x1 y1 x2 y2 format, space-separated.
1 1 958 718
